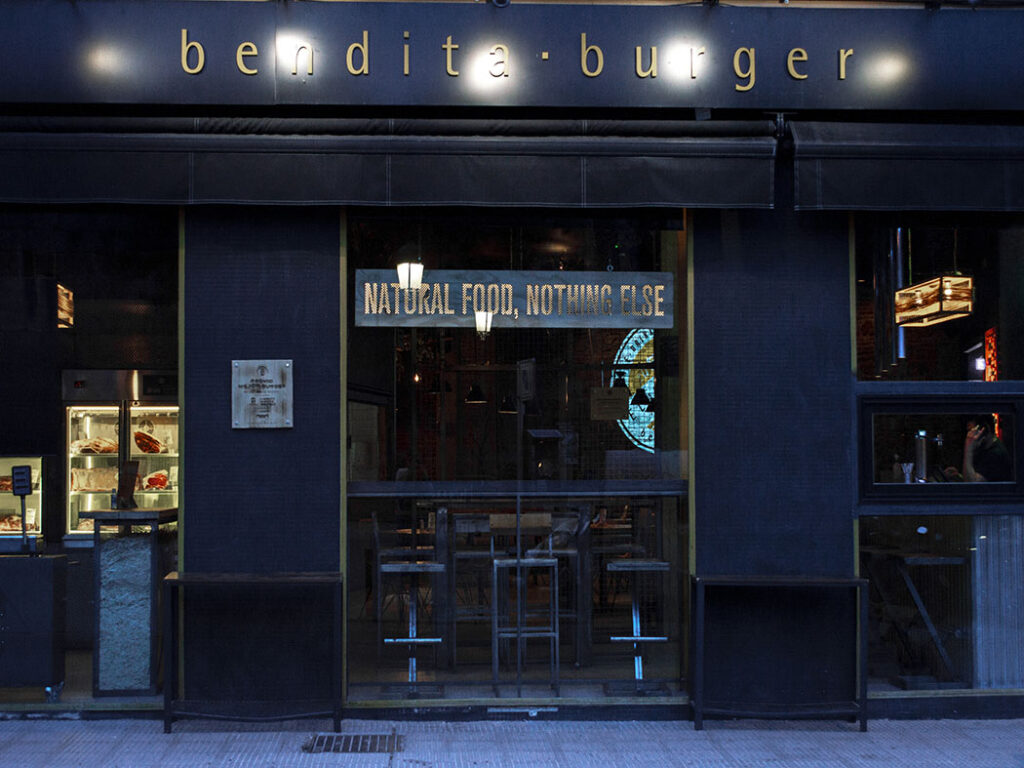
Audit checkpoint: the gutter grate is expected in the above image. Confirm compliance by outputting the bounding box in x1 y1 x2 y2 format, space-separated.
302 733 403 754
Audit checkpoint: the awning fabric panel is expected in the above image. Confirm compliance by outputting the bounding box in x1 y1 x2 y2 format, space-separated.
792 122 1024 211
0 120 777 208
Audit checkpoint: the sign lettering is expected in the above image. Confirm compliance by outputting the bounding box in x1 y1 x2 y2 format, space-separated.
355 270 673 329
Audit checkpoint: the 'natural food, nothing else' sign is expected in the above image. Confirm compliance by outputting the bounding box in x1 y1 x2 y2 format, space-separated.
354 270 673 329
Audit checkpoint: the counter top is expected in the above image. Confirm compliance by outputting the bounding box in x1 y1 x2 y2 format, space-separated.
80 507 178 525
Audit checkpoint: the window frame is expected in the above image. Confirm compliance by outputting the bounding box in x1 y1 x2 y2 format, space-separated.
856 381 1024 511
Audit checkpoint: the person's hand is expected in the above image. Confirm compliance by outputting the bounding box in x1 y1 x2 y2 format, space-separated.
964 424 985 454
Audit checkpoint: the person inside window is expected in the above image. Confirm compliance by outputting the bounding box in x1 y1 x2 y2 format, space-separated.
946 414 1012 482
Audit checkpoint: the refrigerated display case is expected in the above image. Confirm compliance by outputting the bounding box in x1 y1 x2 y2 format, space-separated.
63 370 179 539
0 456 43 552
66 405 179 535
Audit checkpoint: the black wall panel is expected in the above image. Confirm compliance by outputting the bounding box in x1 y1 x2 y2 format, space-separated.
701 585 857 707
183 207 341 573
182 207 341 701
692 207 853 577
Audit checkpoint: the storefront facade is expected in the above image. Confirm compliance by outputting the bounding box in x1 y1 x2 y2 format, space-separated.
1 0 1022 721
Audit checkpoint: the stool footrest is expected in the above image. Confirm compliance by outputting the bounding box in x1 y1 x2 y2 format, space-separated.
381 561 445 573
496 628 558 639
493 557 558 567
610 635 668 643
384 637 443 645
606 559 670 572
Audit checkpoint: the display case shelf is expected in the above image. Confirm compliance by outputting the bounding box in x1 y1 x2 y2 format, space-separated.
0 456 43 541
66 405 179 536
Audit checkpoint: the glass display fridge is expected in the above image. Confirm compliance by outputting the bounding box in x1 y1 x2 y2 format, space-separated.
62 371 178 539
0 455 43 552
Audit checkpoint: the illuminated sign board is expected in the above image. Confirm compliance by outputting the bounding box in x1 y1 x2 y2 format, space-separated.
0 3 1021 111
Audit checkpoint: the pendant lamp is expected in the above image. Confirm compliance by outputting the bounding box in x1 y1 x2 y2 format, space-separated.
465 382 487 404
475 310 493 339
894 229 973 328
396 260 423 292
631 388 651 409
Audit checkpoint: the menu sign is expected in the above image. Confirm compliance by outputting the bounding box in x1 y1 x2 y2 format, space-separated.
355 269 673 329
231 359 293 429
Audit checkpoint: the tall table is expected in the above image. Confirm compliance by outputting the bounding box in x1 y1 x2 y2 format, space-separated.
81 507 177 696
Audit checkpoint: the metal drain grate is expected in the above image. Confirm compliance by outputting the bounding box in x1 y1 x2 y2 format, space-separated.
302 733 403 754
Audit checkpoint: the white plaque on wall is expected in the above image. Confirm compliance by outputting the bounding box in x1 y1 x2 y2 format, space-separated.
232 360 293 429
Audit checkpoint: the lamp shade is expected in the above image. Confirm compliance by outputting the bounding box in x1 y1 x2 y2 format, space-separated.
475 310 494 337
396 261 424 291
895 275 973 327
498 395 518 414
465 382 487 403
631 388 651 408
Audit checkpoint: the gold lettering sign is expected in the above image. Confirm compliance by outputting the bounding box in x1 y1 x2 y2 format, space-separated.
356 270 672 329
174 27 862 92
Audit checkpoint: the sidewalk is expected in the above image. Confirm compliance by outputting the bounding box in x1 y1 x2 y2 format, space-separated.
0 716 1022 768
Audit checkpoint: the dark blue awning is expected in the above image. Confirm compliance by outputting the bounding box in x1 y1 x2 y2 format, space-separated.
792 122 1024 211
0 118 777 209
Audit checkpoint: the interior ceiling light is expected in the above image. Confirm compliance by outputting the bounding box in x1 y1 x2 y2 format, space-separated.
631 388 651 409
465 382 487 404
894 228 973 328
475 310 494 339
895 275 973 327
396 260 423 292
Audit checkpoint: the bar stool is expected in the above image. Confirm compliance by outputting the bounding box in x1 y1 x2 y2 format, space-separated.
448 513 496 668
381 559 446 697
606 558 669 695
492 556 560 697
372 511 436 664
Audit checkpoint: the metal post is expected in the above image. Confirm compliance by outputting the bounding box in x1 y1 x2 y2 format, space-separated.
515 393 524 697
19 494 28 554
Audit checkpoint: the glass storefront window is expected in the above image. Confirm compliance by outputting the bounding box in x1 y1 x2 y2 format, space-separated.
855 219 1024 382
871 412 1015 485
346 210 687 702
860 514 1024 692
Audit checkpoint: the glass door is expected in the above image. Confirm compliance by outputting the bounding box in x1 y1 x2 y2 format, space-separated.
67 405 121 535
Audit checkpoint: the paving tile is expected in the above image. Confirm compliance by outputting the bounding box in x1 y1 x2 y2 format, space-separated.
0 717 1023 768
